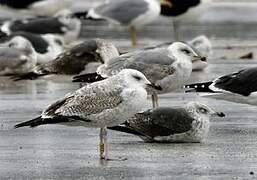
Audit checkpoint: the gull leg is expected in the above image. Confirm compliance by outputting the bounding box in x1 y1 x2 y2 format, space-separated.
151 93 159 108
129 26 137 47
172 20 179 41
99 127 108 160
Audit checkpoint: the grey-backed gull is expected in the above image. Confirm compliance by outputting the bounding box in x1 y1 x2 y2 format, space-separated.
86 0 161 46
73 42 205 107
14 69 162 160
0 36 37 75
11 39 119 81
185 67 257 106
1 9 81 43
109 101 225 143
0 32 65 64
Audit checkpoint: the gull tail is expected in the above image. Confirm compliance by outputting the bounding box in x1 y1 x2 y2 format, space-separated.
10 72 44 81
72 72 105 83
108 125 144 136
184 81 215 93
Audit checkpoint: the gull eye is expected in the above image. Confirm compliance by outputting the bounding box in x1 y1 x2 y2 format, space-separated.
199 108 207 114
181 48 191 55
133 75 142 81
8 42 15 47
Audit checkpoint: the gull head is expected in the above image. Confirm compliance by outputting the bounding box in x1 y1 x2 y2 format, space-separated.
186 101 225 118
119 69 162 91
168 42 206 63
188 35 212 57
4 36 35 55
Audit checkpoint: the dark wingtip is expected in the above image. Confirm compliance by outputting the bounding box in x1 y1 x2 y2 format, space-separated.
14 116 42 128
184 81 214 93
72 73 105 83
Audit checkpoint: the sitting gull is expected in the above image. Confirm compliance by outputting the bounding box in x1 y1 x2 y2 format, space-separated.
185 67 257 106
14 69 162 160
0 32 65 64
1 9 81 43
73 42 206 107
109 102 225 143
11 39 119 81
86 0 162 46
0 36 37 75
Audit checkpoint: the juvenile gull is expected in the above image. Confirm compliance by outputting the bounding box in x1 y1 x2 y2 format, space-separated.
14 69 162 160
185 67 257 106
0 36 37 75
109 102 225 143
86 0 161 46
0 32 65 64
11 39 119 81
1 9 81 43
73 42 205 107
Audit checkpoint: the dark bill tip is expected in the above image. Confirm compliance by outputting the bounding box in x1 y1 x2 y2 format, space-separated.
201 56 207 62
147 84 162 91
217 112 225 117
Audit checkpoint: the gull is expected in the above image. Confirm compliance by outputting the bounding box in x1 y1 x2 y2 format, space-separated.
11 39 119 81
73 42 206 107
185 67 257 106
109 101 225 143
141 35 211 71
0 36 37 75
86 0 162 46
0 32 65 64
0 0 72 17
14 69 162 160
1 9 81 43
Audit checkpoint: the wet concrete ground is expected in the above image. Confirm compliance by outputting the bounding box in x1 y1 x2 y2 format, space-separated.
1 57 257 179
2 2 257 179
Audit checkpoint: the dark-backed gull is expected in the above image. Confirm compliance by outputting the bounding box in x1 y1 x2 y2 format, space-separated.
185 67 257 106
0 32 65 64
1 9 81 43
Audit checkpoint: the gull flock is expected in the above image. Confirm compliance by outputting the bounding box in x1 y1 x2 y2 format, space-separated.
1 0 247 161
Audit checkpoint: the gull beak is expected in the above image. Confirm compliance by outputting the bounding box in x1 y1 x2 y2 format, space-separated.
160 0 173 7
147 83 162 91
193 56 207 62
211 111 225 117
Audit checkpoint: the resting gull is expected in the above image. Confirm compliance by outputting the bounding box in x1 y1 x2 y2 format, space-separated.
141 35 211 71
11 39 119 81
0 36 37 75
0 0 72 17
73 42 206 107
0 32 65 64
109 102 225 143
1 9 81 43
185 67 257 106
14 69 162 160
86 0 162 46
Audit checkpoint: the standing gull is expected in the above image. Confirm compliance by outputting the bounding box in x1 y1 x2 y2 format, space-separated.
109 102 225 143
14 69 162 160
185 67 257 106
0 36 37 75
73 42 206 107
86 0 162 46
1 9 81 43
0 32 65 64
11 39 119 81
